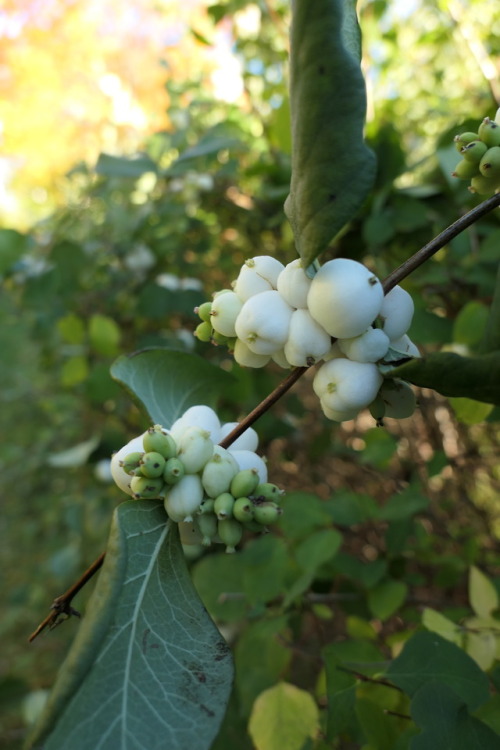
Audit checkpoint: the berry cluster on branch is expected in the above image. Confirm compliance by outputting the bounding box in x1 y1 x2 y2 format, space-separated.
110 405 283 552
195 256 420 423
452 110 500 195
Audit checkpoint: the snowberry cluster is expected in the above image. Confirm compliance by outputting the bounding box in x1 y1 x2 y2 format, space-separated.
452 110 500 195
110 405 283 552
195 256 420 422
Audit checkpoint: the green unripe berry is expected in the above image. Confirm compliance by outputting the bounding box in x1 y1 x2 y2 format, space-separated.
453 131 479 152
196 513 218 546
163 457 185 485
195 321 213 343
214 492 235 520
479 146 500 179
469 174 498 196
243 519 264 533
140 451 166 478
461 140 488 163
130 475 164 499
120 451 144 475
218 518 243 553
253 483 284 503
478 117 500 147
211 330 231 346
369 393 386 425
198 498 215 515
230 468 260 499
195 301 212 323
452 158 479 180
143 429 177 459
253 502 281 526
233 497 254 523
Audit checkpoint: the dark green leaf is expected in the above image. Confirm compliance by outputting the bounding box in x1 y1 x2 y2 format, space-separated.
294 528 342 573
27 501 233 750
368 579 407 620
110 348 234 427
0 228 31 274
390 351 500 406
386 632 490 711
95 152 157 178
410 682 500 750
285 0 376 266
481 263 500 353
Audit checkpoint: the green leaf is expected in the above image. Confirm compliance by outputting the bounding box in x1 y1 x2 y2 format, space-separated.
448 397 494 425
248 682 320 750
0 228 31 273
410 682 500 750
356 697 397 749
285 0 376 266
110 348 234 428
192 553 248 623
294 528 343 573
368 580 407 620
57 313 86 345
377 487 428 522
453 302 489 348
241 536 289 606
89 314 121 356
469 566 499 619
61 355 89 386
95 152 157 178
389 351 500 406
27 501 233 750
386 632 490 711
421 608 463 647
46 435 100 468
279 492 332 540
480 262 500 353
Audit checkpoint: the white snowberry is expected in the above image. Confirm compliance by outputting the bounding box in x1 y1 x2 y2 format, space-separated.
379 285 414 340
313 358 383 411
163 474 204 522
219 422 259 451
276 258 312 309
211 291 243 337
228 449 268 484
338 327 390 363
284 308 332 366
176 425 214 474
271 349 292 369
307 258 384 339
233 338 271 368
201 447 239 498
233 265 273 301
110 433 148 495
170 405 221 443
320 400 360 422
235 289 293 355
245 255 284 288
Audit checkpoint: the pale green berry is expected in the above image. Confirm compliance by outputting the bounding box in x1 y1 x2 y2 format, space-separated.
130 475 164 499
479 146 500 179
284 308 331 367
176 425 214 474
140 451 166 478
253 502 281 525
217 518 243 553
233 339 271 368
453 132 479 152
210 291 243 337
452 159 479 179
176 405 221 442
478 117 500 147
338 327 390 364
143 428 177 459
111 433 148 495
195 321 213 342
195 301 213 323
230 468 260 499
198 498 215 514
120 451 144 475
461 140 488 163
214 492 235 520
235 290 293 355
201 448 239 498
163 457 185 485
233 496 254 523
469 174 498 195
253 483 283 503
196 513 218 546
218 423 259 452
229 450 268 484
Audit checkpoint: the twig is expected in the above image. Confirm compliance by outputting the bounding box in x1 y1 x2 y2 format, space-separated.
336 665 402 692
28 552 105 642
382 192 500 293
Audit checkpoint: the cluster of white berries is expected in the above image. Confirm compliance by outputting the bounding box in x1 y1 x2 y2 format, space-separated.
110 405 283 552
195 256 420 423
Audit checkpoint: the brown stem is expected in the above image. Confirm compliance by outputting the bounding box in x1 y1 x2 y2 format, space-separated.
382 192 500 293
28 552 105 642
336 665 403 692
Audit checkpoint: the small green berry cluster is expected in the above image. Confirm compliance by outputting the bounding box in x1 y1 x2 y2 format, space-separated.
110 405 284 553
452 112 500 195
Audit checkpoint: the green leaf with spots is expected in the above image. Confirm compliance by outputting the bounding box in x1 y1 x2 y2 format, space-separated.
389 351 500 406
110 348 234 428
285 0 376 266
26 502 233 750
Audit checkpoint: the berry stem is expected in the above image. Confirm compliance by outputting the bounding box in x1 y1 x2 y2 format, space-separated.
382 192 500 293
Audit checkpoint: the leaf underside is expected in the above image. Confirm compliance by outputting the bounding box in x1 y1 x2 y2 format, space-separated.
110 348 234 428
285 0 376 267
27 501 234 750
389 350 500 406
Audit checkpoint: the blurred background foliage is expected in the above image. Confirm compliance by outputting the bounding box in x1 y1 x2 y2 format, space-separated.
2 0 500 747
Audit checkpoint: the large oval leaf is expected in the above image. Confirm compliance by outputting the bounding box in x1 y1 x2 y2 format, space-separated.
389 351 500 406
27 501 233 750
285 0 376 267
111 348 234 428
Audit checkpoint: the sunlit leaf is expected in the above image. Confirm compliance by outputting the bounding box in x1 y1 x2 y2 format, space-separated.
248 682 320 750
469 566 499 619
285 0 376 266
27 501 233 750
